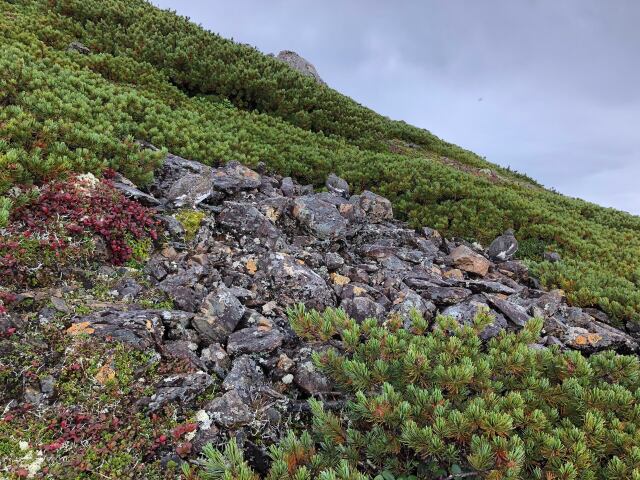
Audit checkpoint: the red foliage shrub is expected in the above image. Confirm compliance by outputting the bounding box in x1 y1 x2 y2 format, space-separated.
1 174 158 285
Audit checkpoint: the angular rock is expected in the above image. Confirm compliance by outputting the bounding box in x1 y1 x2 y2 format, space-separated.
487 229 518 261
276 50 325 84
351 191 393 223
325 173 350 198
449 245 491 277
211 161 261 193
340 296 386 323
71 309 167 350
151 153 214 208
442 297 507 340
292 194 348 239
148 371 212 411
260 253 335 310
485 295 531 327
206 390 253 429
218 202 284 248
294 360 332 395
193 287 245 343
423 286 472 306
226 326 284 355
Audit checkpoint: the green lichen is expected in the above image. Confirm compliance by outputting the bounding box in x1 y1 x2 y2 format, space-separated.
174 209 206 242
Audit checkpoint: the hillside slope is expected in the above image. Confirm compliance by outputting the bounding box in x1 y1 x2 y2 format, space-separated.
1 0 640 328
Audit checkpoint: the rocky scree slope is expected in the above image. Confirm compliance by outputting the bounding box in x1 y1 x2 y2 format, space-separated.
1 149 638 478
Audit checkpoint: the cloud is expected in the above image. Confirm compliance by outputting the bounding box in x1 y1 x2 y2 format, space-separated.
152 0 640 214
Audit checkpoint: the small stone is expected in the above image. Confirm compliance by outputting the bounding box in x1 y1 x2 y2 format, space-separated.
330 273 351 286
206 390 253 429
281 374 294 384
449 245 491 277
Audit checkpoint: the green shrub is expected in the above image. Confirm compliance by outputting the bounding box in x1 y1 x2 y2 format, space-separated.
200 307 640 480
2 0 640 325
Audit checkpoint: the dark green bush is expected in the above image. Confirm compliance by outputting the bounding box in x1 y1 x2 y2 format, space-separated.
200 307 640 480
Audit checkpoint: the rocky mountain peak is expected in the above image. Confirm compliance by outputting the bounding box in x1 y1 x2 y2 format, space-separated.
275 50 326 84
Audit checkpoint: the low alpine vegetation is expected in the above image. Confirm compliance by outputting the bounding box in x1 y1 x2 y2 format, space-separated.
1 174 157 287
199 306 640 479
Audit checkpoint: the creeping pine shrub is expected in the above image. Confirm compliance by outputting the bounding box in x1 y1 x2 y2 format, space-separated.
0 174 158 286
200 306 640 480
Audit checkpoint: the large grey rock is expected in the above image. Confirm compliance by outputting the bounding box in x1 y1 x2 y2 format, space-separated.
71 309 169 350
151 153 214 207
292 194 348 239
206 390 253 429
351 191 393 223
340 296 386 323
193 287 245 343
276 50 326 84
442 297 507 340
218 201 285 248
487 229 518 261
485 294 532 328
260 252 335 310
211 161 262 193
226 326 285 355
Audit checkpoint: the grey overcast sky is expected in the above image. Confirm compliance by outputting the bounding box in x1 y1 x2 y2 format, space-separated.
152 0 640 215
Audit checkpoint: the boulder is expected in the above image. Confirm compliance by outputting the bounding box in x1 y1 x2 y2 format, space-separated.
148 372 212 411
151 153 214 207
211 161 261 193
206 390 253 429
226 326 285 356
192 288 245 343
487 229 518 261
449 245 491 277
275 50 325 84
260 252 336 310
351 191 393 223
292 194 348 239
